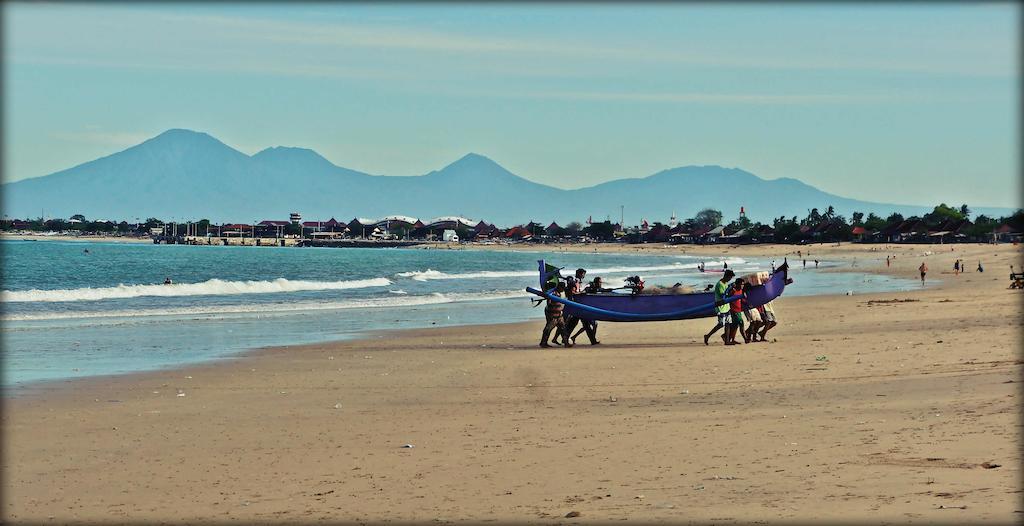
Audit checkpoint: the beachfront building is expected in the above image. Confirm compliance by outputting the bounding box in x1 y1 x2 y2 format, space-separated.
257 220 291 238
995 223 1022 243
347 218 378 239
374 215 419 239
504 225 532 240
425 216 476 230
421 216 476 241
220 223 254 238
473 221 501 240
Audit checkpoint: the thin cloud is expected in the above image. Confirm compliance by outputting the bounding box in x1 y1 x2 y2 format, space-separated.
466 89 903 105
9 6 1013 80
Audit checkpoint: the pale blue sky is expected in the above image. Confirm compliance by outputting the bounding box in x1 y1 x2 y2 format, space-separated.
4 3 1020 207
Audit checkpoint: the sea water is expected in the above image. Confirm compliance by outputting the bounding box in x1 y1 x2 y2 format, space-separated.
1 240 924 387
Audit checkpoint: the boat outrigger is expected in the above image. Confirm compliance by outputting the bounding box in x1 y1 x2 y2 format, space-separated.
526 259 793 322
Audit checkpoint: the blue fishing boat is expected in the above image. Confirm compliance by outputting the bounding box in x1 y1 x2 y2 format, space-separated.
526 259 792 322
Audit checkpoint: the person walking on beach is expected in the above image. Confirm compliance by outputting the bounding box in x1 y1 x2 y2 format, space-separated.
540 282 569 348
886 255 890 268
919 262 928 283
977 261 984 273
803 259 807 268
814 260 819 268
954 259 960 275
704 269 736 345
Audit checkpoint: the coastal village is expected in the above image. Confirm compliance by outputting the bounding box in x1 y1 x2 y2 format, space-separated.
4 204 1022 246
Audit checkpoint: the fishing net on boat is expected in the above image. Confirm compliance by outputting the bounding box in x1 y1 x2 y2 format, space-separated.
640 284 695 295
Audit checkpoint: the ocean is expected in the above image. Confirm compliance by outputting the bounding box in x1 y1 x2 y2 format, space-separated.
1 240 924 387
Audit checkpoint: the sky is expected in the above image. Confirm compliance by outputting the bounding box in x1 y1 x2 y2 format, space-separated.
3 3 1020 208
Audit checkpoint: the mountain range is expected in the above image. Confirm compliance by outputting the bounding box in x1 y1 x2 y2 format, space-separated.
3 129 1014 226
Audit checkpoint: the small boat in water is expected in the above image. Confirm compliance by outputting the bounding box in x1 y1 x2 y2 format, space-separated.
526 259 792 322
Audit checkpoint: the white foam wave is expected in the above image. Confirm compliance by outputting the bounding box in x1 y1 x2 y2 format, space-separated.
1 277 392 303
395 262 701 282
396 269 535 281
2 290 526 321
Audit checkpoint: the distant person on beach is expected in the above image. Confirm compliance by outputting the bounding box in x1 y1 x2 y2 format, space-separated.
164 277 172 285
977 261 984 273
954 259 960 275
704 269 736 345
814 260 819 268
886 255 890 267
803 259 807 268
723 261 729 270
540 282 568 348
919 262 928 282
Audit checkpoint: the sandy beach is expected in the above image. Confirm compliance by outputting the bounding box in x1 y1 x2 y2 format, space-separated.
4 242 1021 523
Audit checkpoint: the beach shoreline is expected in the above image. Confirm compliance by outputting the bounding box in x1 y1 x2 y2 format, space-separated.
4 242 1021 522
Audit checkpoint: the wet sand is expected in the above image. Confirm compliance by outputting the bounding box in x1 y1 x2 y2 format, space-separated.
4 243 1021 523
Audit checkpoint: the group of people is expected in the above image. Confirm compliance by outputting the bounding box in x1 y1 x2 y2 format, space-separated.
541 266 781 348
540 268 606 348
952 259 983 275
702 269 778 346
919 259 984 282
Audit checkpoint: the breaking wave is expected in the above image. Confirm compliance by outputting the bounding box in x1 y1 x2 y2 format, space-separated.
1 277 393 303
2 290 526 321
395 262 709 282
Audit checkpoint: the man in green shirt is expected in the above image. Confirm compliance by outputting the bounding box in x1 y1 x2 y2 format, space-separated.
704 269 736 345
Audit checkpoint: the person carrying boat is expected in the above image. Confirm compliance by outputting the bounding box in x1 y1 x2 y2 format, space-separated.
563 268 597 346
703 269 736 345
570 277 607 345
741 282 764 342
757 300 777 340
726 278 746 344
540 282 570 348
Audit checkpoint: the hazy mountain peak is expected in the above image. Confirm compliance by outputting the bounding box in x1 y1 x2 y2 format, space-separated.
449 152 501 168
143 128 221 147
426 152 516 181
253 146 330 162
